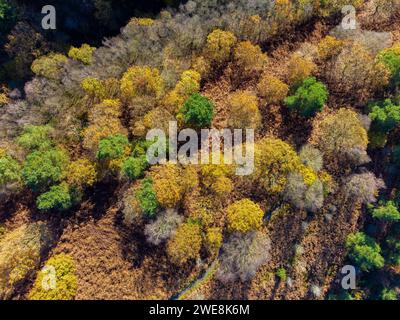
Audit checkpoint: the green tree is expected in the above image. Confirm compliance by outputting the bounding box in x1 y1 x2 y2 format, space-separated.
17 125 53 151
96 134 129 160
381 288 397 300
121 155 148 180
371 201 400 222
346 232 385 272
178 93 214 128
285 77 328 117
369 99 400 134
36 183 72 211
22 149 69 192
0 154 21 189
136 178 158 218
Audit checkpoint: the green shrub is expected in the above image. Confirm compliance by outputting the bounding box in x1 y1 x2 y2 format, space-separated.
22 148 69 192
36 183 72 211
96 134 129 160
179 93 214 128
377 43 400 86
17 125 53 151
371 201 400 222
346 232 385 272
28 253 77 300
284 77 328 117
276 267 287 282
122 155 148 180
136 178 158 218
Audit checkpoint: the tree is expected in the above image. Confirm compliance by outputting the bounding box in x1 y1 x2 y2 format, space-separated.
0 222 52 299
121 155 148 180
381 288 397 300
286 54 316 87
0 153 21 192
346 232 385 272
257 74 289 105
227 91 261 129
136 178 158 218
299 144 323 172
310 108 369 165
251 137 302 194
371 201 400 222
65 159 97 188
178 93 214 128
233 41 267 80
31 53 67 80
17 125 53 151
317 36 344 60
120 65 164 100
369 99 400 134
284 77 328 117
144 209 183 245
36 183 72 211
226 199 264 233
28 254 77 300
96 134 129 160
167 221 202 265
344 173 385 205
204 29 237 65
68 43 96 65
327 44 389 102
376 42 400 86
217 231 271 283
22 148 69 192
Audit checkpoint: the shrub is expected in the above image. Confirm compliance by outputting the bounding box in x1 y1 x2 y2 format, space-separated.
0 222 51 299
120 65 164 100
317 36 344 60
65 159 97 188
227 91 261 129
167 221 202 265
28 254 77 300
284 77 328 117
226 199 264 233
371 201 400 222
68 43 96 65
344 173 385 205
17 125 53 151
31 53 67 79
144 209 183 245
369 99 400 134
310 108 369 165
257 74 289 105
276 267 287 282
299 144 323 172
233 41 267 80
96 134 129 160
287 54 316 87
346 232 385 272
81 77 106 101
178 93 214 128
204 29 237 65
217 231 271 283
121 155 148 180
36 183 72 211
136 178 158 218
22 148 69 192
